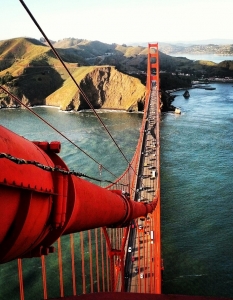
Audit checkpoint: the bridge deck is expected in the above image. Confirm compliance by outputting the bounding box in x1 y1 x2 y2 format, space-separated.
127 87 160 293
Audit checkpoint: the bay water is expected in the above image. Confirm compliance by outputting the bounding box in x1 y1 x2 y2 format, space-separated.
161 83 233 298
0 108 143 184
170 53 233 63
0 82 233 298
0 108 143 299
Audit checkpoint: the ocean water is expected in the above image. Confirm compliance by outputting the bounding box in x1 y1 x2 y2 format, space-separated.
0 108 143 299
0 108 143 184
170 53 233 63
160 83 233 298
0 83 233 298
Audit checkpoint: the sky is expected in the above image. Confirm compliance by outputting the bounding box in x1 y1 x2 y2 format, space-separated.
1 0 233 45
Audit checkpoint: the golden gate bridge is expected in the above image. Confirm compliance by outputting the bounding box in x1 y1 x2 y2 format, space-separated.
0 42 161 299
1 45 227 300
1 1 232 300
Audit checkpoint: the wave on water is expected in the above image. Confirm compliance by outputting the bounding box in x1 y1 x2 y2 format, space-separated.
177 274 208 278
78 108 144 114
57 109 144 115
31 105 59 109
164 274 208 283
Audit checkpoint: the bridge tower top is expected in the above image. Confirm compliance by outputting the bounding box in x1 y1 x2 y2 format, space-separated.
146 43 160 94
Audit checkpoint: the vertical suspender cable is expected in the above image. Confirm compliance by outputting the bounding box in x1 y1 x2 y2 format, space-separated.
80 232 86 294
70 234 77 295
100 230 105 292
17 259 24 300
88 230 93 293
57 238 64 297
106 242 109 292
95 228 100 292
138 230 142 293
41 255 48 299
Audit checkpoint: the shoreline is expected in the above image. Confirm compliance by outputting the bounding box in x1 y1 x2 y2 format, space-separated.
166 80 233 94
0 105 143 114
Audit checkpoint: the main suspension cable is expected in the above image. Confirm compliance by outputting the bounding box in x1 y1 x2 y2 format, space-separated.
0 85 118 179
19 0 138 177
0 152 129 186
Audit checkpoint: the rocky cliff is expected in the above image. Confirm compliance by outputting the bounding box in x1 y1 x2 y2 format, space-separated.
45 66 146 112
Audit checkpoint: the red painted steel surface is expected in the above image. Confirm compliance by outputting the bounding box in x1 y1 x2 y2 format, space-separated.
0 125 157 264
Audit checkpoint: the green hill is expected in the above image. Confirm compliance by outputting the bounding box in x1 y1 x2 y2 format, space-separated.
0 38 146 110
1 37 233 109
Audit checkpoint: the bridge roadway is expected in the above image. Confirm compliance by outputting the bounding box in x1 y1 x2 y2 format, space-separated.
125 86 160 293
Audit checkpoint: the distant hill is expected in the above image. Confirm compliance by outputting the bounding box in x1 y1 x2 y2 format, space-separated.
53 38 148 56
0 37 48 74
129 39 233 47
0 37 146 110
169 39 233 45
1 37 232 78
1 37 233 109
158 42 233 55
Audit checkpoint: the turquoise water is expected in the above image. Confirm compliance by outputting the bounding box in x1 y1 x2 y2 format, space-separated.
0 108 143 299
161 83 233 298
0 108 143 184
0 83 233 298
